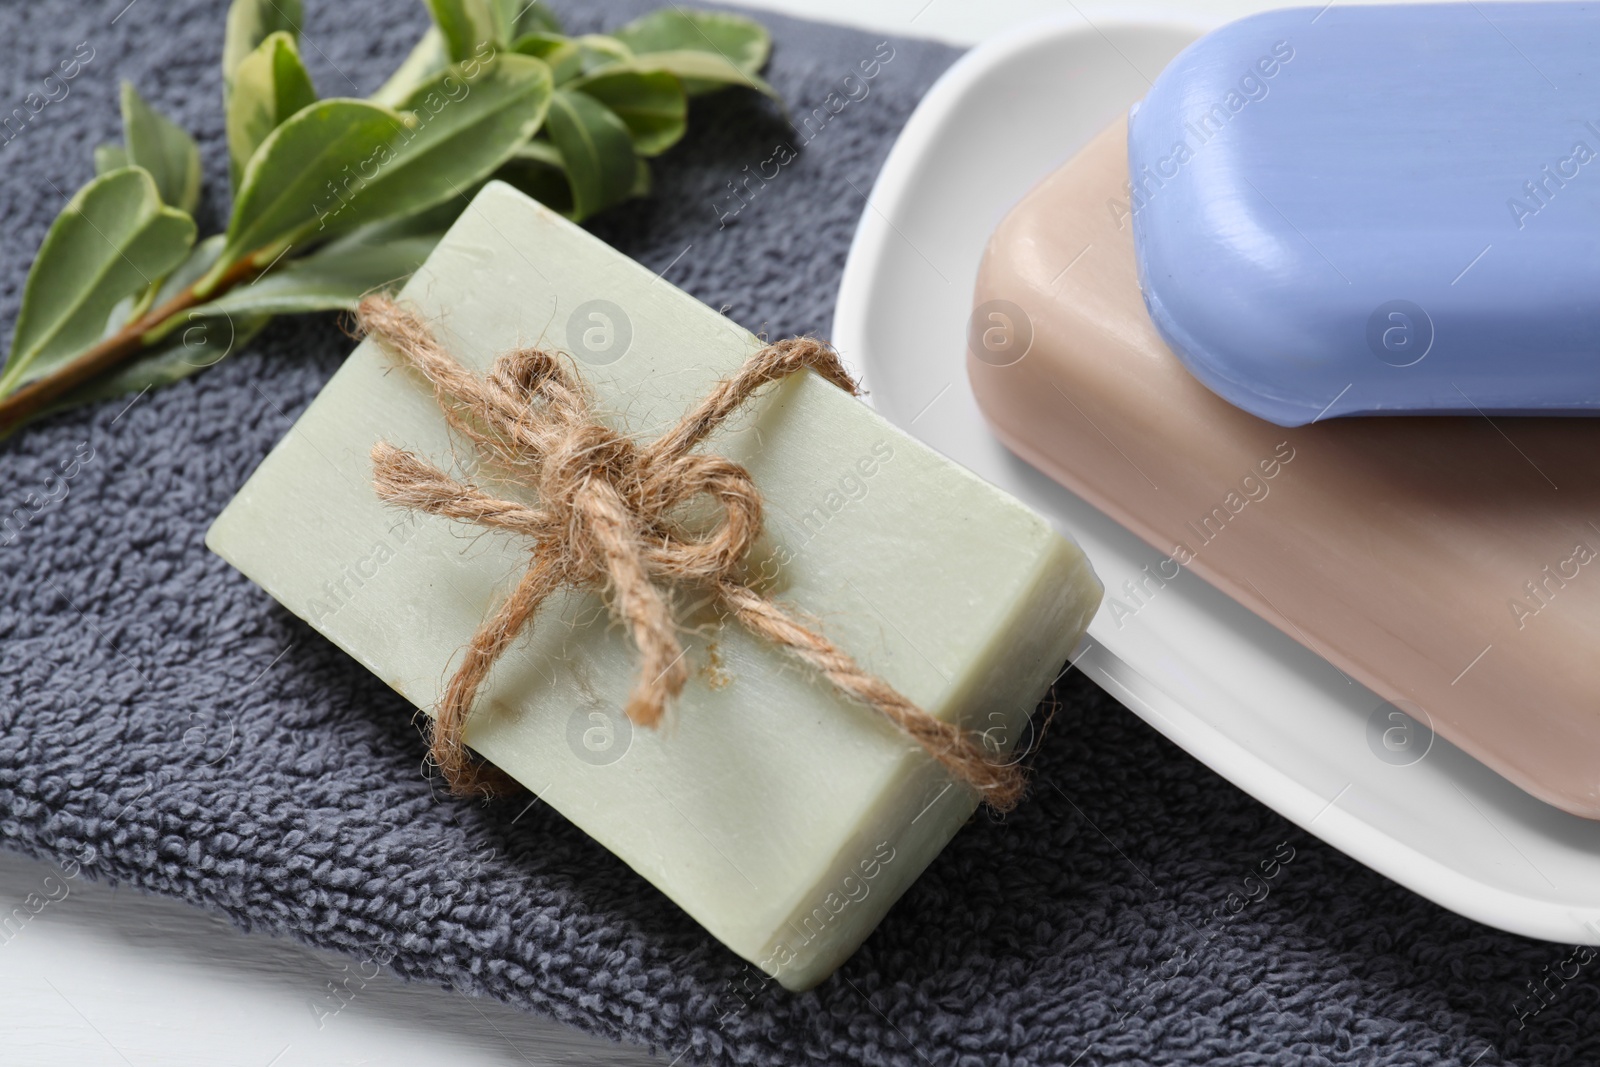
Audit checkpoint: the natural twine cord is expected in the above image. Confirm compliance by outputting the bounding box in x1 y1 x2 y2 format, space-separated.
355 296 1026 812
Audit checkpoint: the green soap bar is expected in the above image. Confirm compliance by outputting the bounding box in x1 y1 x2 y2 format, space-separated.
207 181 1102 990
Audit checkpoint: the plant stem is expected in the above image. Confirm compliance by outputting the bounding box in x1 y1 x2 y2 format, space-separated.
0 256 262 435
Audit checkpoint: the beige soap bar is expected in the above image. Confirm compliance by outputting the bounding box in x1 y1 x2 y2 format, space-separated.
208 181 1102 989
970 117 1600 818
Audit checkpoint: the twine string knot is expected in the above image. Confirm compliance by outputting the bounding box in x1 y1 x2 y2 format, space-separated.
355 296 1026 811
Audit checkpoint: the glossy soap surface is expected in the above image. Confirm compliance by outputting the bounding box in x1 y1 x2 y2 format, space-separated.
1128 3 1600 426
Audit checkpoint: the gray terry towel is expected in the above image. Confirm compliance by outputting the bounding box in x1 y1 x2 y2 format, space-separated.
0 1 1595 1064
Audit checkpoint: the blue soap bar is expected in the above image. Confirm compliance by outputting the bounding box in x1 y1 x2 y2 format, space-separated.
1127 3 1600 427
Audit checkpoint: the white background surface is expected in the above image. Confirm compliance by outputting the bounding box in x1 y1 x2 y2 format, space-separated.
0 2 1519 1064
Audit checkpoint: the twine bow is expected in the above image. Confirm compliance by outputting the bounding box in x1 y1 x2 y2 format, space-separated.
355 297 1026 811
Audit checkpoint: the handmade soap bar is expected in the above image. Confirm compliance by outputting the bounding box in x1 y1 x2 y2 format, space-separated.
209 182 1101 990
1128 3 1600 426
971 117 1600 819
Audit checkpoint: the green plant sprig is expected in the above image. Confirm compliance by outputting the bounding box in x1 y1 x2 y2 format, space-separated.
0 0 777 436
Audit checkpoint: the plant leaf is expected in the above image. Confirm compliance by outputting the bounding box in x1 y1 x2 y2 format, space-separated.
379 50 553 205
611 9 770 94
508 0 560 37
56 222 441 424
512 33 627 83
189 228 441 318
92 232 271 404
214 100 401 278
627 49 779 100
573 34 633 78
104 233 226 340
543 89 641 221
404 0 553 82
156 234 228 308
511 32 582 84
371 27 451 108
33 311 273 430
223 0 303 95
226 31 317 188
215 54 552 284
94 143 129 175
497 140 572 214
424 0 499 62
0 168 195 396
121 82 203 215
569 66 686 156
125 234 225 344
371 28 448 108
513 138 563 167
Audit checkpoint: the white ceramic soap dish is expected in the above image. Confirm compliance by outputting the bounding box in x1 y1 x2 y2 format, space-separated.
832 7 1600 946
